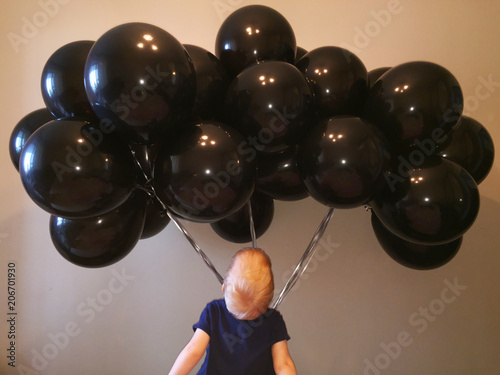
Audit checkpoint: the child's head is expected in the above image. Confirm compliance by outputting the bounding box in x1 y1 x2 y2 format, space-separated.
223 248 274 320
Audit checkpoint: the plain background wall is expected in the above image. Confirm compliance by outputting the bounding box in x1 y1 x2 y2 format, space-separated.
1 0 499 374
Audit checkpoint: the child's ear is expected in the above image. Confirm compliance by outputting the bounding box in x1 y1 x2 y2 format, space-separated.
221 283 225 292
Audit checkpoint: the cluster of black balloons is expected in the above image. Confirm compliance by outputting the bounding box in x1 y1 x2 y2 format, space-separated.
9 5 494 270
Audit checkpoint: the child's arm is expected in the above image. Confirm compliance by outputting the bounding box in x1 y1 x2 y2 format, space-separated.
272 340 297 375
168 328 210 375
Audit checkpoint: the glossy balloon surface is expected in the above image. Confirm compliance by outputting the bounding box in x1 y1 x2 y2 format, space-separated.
370 157 479 245
256 147 308 201
438 116 495 184
50 191 147 268
41 40 95 118
210 191 274 243
299 116 390 208
371 212 461 270
84 22 196 144
225 61 315 154
9 108 54 171
130 141 162 182
295 46 308 63
295 46 368 118
141 198 170 239
215 5 296 77
184 44 231 121
153 121 256 223
363 61 463 151
367 66 390 88
19 118 137 218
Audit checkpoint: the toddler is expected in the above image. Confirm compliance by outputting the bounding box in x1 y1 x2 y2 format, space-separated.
168 247 297 375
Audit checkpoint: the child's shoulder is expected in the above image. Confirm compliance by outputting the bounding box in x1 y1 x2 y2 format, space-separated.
204 298 226 311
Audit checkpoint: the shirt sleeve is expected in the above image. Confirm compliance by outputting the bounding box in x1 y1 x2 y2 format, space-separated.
270 310 291 344
193 302 213 337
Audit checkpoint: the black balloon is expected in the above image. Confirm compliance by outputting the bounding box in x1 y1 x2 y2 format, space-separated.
256 147 308 201
153 121 256 223
363 61 463 151
50 191 147 268
19 118 137 218
141 198 170 239
9 108 54 171
184 44 231 121
84 22 196 144
295 46 368 118
225 60 315 154
298 116 390 208
370 156 479 245
367 66 391 88
438 116 495 184
371 212 461 270
41 40 96 119
295 46 308 63
210 191 274 243
215 5 296 77
130 141 163 182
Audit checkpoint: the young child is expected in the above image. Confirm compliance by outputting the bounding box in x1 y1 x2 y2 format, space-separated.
168 248 297 375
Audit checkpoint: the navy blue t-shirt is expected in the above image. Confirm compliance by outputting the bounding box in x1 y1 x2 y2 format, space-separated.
193 299 290 375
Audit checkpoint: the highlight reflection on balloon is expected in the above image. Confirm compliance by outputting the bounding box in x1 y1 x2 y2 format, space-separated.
184 44 231 121
9 108 55 171
225 61 315 154
84 22 196 143
299 116 390 208
41 40 96 119
256 147 308 201
215 4 296 77
370 157 479 245
296 46 368 118
153 121 256 223
50 191 147 268
19 118 137 218
438 116 495 184
363 61 463 151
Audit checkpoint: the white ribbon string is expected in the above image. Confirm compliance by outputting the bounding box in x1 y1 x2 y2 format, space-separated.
131 147 224 284
271 208 335 309
248 200 257 248
131 148 335 306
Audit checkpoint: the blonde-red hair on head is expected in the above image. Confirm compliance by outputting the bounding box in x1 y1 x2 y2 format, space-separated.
224 248 274 320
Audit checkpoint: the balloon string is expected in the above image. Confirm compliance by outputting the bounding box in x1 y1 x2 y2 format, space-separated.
164 210 224 284
271 208 335 309
130 147 224 285
248 200 257 248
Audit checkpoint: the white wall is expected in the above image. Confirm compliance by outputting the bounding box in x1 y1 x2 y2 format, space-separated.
1 1 499 374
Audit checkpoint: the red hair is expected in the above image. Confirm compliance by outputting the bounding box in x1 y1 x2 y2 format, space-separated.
224 248 274 320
